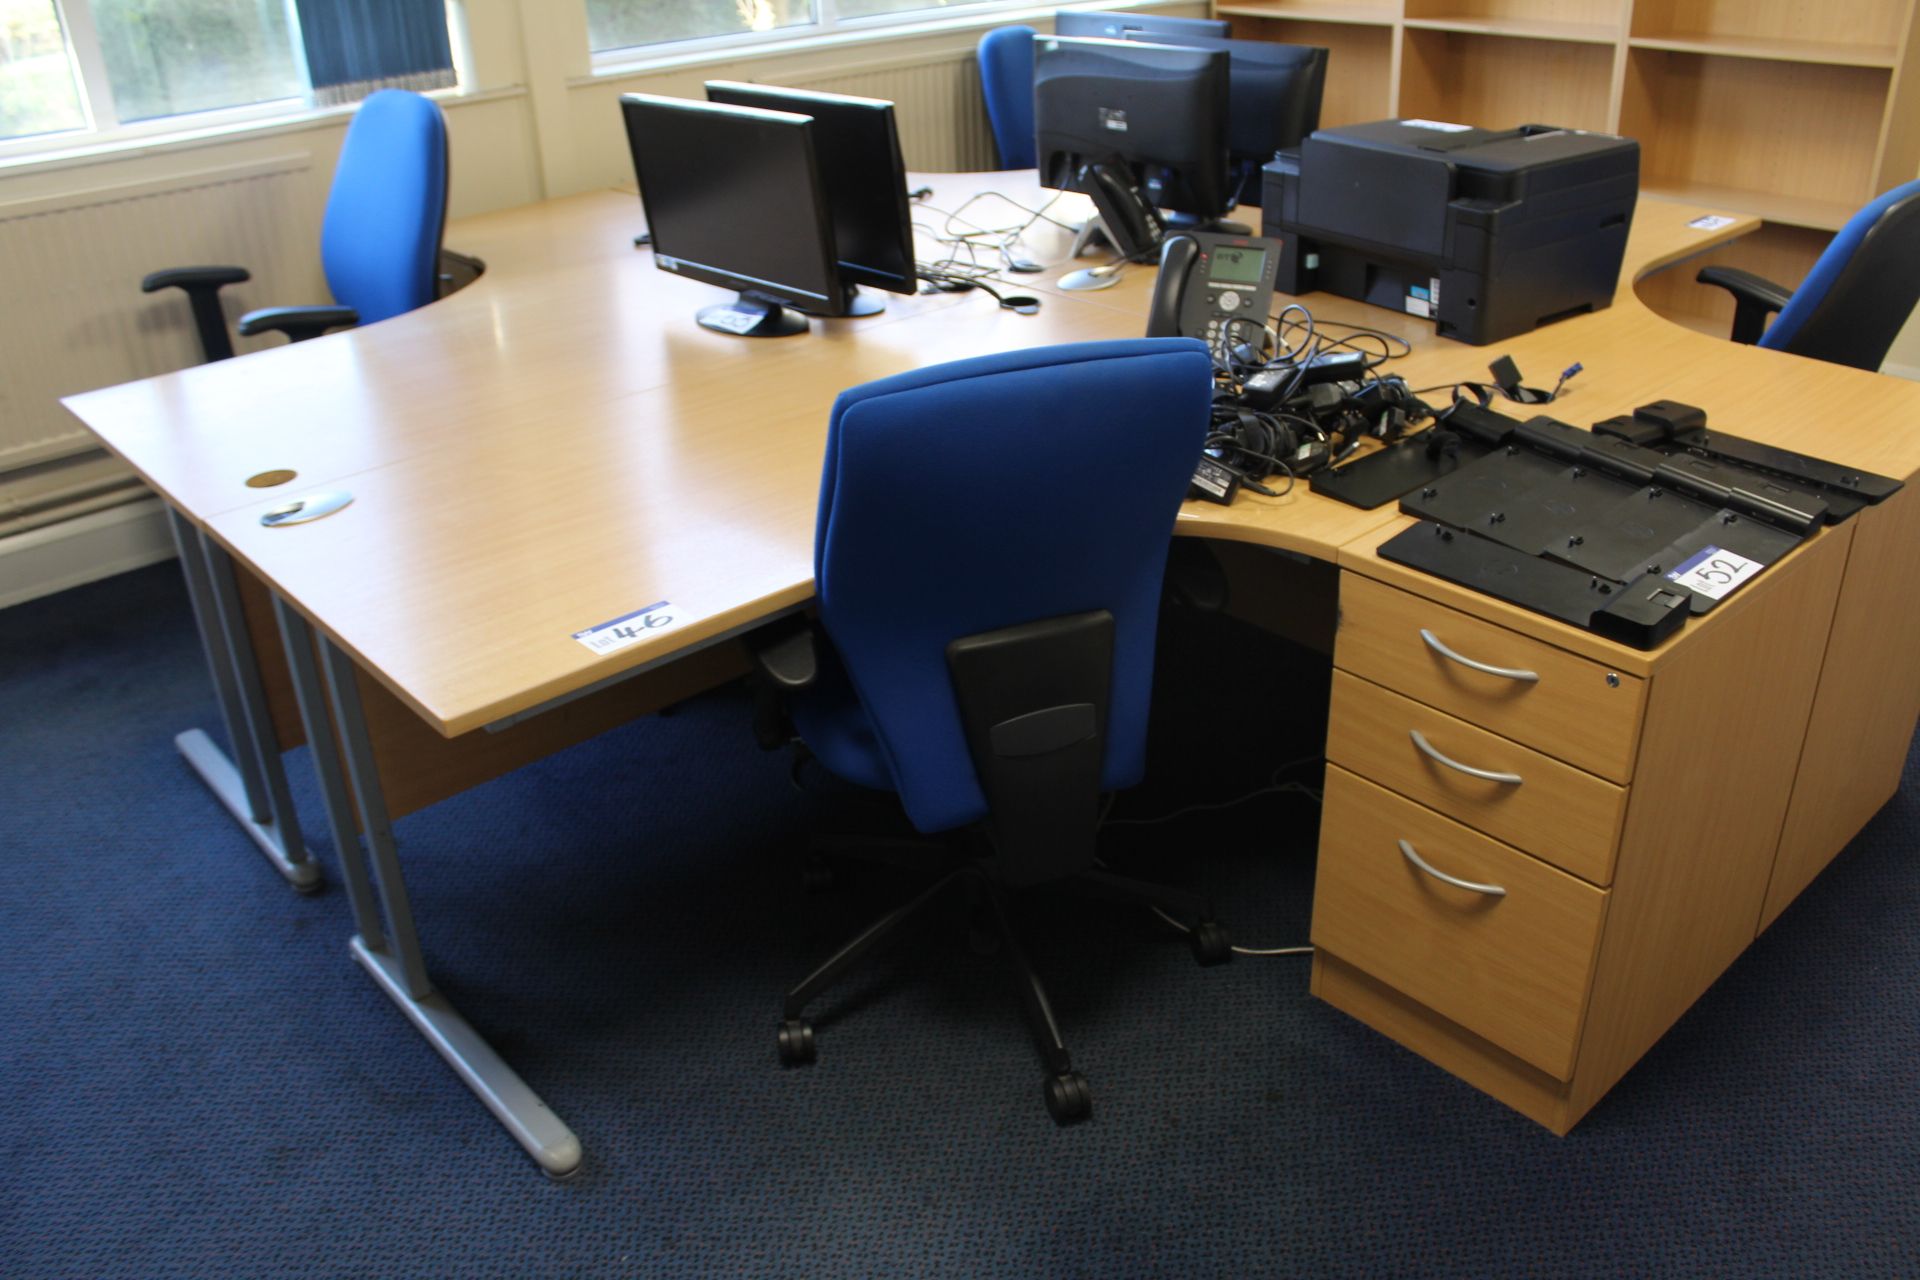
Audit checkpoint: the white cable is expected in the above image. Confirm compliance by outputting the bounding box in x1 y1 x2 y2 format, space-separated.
1099 755 1323 959
1146 905 1312 959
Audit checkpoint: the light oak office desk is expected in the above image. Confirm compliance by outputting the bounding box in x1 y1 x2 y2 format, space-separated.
65 172 1920 1173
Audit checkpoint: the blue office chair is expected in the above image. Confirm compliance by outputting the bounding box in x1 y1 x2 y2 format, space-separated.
141 90 463 360
1696 179 1920 372
978 25 1036 170
753 338 1222 1125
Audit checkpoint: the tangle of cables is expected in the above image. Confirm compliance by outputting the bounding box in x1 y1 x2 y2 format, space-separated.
1197 296 1436 502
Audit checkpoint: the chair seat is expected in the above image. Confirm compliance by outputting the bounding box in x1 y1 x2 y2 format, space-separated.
790 661 893 794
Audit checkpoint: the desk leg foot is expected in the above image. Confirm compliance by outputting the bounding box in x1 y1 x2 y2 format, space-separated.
300 621 582 1179
175 729 321 893
168 504 319 892
351 935 583 1178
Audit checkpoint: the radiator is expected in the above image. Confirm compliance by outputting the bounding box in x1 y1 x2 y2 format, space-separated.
0 155 326 476
785 52 997 173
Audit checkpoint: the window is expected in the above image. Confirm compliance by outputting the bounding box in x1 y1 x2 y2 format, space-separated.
93 0 306 125
1 0 89 139
586 0 1026 58
1 0 453 151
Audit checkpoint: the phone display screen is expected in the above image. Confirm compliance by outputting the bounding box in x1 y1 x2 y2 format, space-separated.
1207 245 1267 286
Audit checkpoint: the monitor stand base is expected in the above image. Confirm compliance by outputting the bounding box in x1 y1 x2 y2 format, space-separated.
794 285 886 318
697 295 809 337
1062 217 1132 289
838 289 885 317
1163 212 1253 236
1057 266 1123 291
1070 217 1115 259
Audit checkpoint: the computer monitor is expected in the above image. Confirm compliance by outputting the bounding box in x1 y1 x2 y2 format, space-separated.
1034 36 1233 236
619 93 843 338
1053 10 1230 40
704 81 917 314
1120 33 1328 207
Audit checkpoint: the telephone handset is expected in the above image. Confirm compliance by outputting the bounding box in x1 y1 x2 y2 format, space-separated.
1145 231 1283 348
1078 162 1165 262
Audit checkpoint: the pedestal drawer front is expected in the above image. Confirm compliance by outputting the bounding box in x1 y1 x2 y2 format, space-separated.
1326 670 1627 886
1312 767 1608 1080
1337 574 1645 783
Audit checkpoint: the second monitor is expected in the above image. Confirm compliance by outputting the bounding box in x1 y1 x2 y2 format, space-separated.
1118 32 1328 208
622 93 844 338
1051 9 1230 40
705 82 918 313
1034 36 1234 246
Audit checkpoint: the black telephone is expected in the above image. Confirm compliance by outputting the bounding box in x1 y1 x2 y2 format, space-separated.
1145 231 1283 348
1078 162 1164 262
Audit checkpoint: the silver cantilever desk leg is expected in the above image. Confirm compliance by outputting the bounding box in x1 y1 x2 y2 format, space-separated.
166 507 320 892
288 612 581 1179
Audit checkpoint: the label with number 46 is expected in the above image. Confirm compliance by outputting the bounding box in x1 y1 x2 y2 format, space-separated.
573 600 675 656
1666 547 1762 601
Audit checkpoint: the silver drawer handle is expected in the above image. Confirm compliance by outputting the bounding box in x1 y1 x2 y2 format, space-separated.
1419 628 1539 682
1409 730 1524 785
1398 839 1508 897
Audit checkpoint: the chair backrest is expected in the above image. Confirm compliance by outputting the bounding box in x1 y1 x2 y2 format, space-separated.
320 90 450 325
1761 179 1920 371
813 338 1213 834
978 25 1037 170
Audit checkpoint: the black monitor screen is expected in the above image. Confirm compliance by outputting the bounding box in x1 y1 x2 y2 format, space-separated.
1034 37 1232 219
1053 10 1230 40
620 93 841 311
704 82 916 296
1122 32 1327 204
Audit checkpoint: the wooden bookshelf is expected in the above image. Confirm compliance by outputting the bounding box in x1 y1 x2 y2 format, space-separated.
1216 2 1397 24
1214 0 1920 332
1637 183 1860 235
1401 29 1614 131
1627 35 1899 70
1404 17 1617 43
1223 14 1397 126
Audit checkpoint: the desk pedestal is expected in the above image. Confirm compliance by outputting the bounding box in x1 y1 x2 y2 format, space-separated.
1313 513 1872 1133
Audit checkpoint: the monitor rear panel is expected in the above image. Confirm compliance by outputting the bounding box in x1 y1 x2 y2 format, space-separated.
1033 37 1232 218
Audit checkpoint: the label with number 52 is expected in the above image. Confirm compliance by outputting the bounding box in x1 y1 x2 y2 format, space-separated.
1666 546 1762 601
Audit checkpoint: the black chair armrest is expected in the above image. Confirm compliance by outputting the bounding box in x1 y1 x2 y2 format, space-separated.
141 265 251 362
237 305 360 343
437 247 487 297
748 615 818 749
1696 266 1793 345
141 265 251 293
753 618 818 690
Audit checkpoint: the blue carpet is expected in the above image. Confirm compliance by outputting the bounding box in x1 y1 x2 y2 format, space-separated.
1 560 1916 1277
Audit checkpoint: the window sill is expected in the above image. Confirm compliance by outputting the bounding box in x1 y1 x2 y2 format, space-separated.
0 85 527 181
577 0 1188 83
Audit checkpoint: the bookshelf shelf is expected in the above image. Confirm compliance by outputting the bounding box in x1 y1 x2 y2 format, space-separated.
1216 0 1920 321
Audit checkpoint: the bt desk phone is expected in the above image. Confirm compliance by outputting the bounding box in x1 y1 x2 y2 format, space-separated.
1146 231 1282 348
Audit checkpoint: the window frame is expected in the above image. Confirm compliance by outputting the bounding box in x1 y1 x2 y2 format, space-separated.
0 0 1190 165
0 0 391 161
583 0 1177 71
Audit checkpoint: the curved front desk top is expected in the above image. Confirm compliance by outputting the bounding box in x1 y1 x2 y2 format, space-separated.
64 172 1920 734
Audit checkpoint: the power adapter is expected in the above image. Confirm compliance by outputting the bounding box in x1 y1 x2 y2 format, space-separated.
1189 455 1242 504
1239 351 1371 408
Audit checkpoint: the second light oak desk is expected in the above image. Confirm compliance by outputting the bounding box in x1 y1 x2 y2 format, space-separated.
65 172 1920 1171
